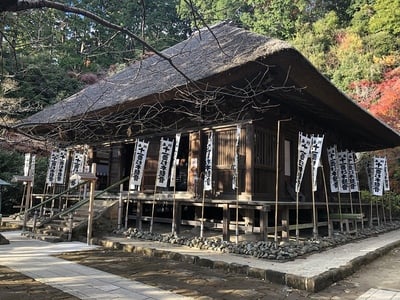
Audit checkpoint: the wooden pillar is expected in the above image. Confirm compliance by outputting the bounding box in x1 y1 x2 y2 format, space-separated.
188 132 201 195
281 206 290 241
244 209 254 233
260 207 268 241
109 144 124 186
22 181 32 232
86 163 97 245
175 201 181 234
195 206 202 227
223 203 230 241
136 200 143 231
245 124 254 195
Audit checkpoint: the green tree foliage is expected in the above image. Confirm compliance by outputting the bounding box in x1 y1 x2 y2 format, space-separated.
0 0 399 198
292 11 340 73
240 0 302 39
0 150 23 214
0 0 191 122
369 0 400 36
177 0 244 26
0 150 48 215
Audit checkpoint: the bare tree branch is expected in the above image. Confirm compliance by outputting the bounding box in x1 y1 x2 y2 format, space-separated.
0 0 193 82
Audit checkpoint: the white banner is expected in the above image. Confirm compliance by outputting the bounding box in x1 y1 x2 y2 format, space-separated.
70 152 85 174
24 153 31 177
55 149 68 184
170 133 181 188
327 145 339 193
46 150 60 185
372 156 386 196
347 151 359 192
337 150 350 193
366 158 373 192
69 151 85 187
232 125 241 190
311 135 324 191
24 153 36 185
156 138 174 188
30 154 36 185
129 140 149 190
204 132 213 191
295 132 312 192
384 157 390 191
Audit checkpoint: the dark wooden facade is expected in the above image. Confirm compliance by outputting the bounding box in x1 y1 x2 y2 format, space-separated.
18 23 400 239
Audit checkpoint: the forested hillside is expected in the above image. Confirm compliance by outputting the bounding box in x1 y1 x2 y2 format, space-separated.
179 0 400 132
1 0 398 130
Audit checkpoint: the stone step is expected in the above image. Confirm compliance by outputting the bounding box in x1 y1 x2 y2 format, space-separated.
34 234 65 243
32 199 118 242
36 227 68 238
21 231 66 243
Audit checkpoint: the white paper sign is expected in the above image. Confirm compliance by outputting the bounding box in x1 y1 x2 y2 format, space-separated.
204 133 213 191
327 145 339 193
347 151 359 192
55 149 68 184
170 133 181 188
311 135 324 191
129 140 149 190
384 157 390 192
46 150 60 185
232 125 241 190
372 156 386 196
338 150 350 193
156 138 174 187
295 132 311 192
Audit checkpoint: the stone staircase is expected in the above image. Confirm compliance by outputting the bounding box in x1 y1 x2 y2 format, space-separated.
24 199 119 242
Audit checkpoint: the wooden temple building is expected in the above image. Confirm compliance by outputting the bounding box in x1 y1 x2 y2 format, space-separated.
16 22 400 241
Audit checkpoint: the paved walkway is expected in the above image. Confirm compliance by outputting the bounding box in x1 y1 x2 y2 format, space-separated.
0 231 192 300
357 288 400 300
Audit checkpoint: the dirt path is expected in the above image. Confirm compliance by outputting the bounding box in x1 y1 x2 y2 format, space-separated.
57 249 309 299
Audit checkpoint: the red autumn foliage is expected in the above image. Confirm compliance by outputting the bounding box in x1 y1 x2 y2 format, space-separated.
350 67 400 132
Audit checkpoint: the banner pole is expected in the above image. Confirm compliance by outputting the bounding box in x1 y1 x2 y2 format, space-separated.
171 177 177 235
381 197 386 225
350 192 357 231
150 183 157 233
274 120 281 246
370 197 373 227
235 178 239 244
170 134 181 236
296 191 299 244
311 159 317 239
321 164 332 238
124 189 130 230
376 198 380 226
235 125 240 244
200 187 205 238
358 191 364 230
338 192 343 232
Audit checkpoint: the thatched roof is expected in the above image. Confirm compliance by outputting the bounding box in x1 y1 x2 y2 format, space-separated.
0 131 51 155
15 22 400 151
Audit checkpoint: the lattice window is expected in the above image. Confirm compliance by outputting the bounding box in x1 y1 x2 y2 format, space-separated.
254 128 276 168
216 129 236 167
